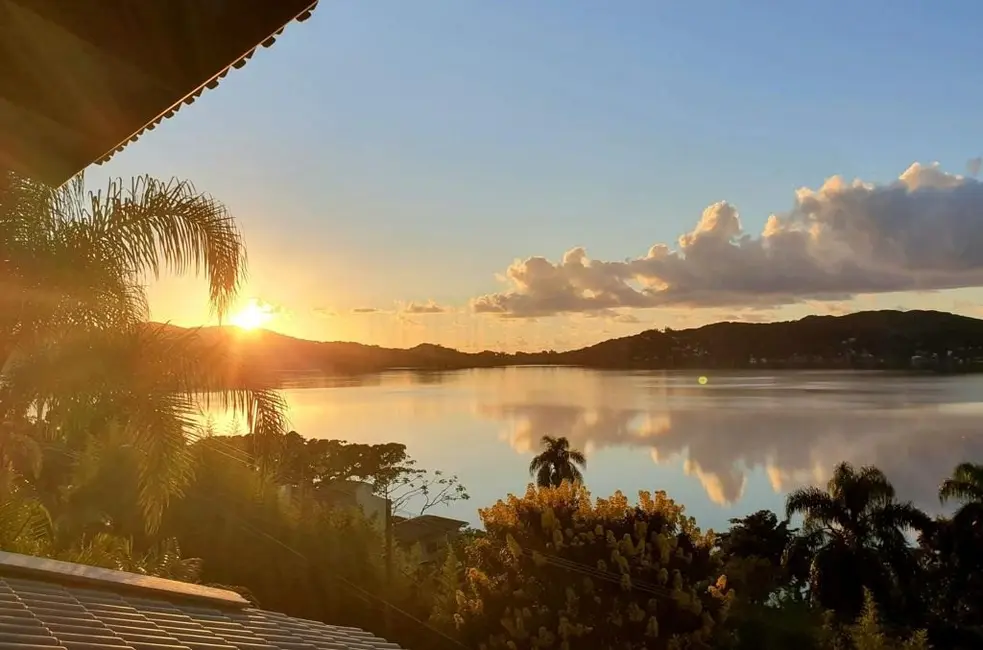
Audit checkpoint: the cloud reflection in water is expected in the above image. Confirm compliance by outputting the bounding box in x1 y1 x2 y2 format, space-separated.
474 370 983 513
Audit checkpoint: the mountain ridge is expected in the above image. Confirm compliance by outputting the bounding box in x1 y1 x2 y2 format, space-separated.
151 309 983 375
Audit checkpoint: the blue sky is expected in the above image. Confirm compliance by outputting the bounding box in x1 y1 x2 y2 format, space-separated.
96 1 983 350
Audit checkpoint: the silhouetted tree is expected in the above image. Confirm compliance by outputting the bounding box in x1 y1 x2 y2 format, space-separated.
0 171 286 531
528 435 586 487
785 462 930 620
939 462 983 528
716 510 801 604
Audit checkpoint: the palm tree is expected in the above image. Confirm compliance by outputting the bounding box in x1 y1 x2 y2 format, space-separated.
0 171 287 532
939 462 983 528
528 436 586 487
785 462 929 619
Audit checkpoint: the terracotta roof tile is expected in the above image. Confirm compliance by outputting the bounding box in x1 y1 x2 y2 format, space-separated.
0 550 406 650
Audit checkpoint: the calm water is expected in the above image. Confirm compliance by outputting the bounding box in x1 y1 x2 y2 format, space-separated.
271 368 983 530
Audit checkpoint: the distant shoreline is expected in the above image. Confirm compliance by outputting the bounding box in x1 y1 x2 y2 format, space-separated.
163 309 983 379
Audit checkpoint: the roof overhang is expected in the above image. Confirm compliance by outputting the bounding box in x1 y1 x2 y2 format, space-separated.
0 0 318 186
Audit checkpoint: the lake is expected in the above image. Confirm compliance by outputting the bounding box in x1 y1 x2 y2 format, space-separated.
272 367 983 531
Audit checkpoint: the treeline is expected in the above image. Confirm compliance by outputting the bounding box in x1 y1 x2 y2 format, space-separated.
0 427 472 649
4 410 983 649
422 437 983 649
558 310 983 371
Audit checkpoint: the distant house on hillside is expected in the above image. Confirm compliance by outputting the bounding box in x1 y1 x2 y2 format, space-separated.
392 514 468 564
279 480 391 529
320 480 390 526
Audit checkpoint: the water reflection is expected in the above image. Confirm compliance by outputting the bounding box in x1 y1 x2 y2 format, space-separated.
480 401 983 509
279 368 983 526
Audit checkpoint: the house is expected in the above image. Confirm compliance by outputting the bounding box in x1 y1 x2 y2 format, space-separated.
392 515 469 565
0 549 405 650
0 0 319 185
319 481 391 528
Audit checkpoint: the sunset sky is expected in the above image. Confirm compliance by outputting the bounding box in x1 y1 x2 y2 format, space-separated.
93 1 983 352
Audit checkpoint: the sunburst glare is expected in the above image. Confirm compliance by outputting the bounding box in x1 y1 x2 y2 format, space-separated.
230 298 276 330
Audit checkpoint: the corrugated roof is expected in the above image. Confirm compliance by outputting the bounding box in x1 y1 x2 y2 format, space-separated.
0 551 406 650
393 516 468 545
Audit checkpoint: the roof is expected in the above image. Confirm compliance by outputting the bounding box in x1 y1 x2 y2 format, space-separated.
0 550 405 650
321 481 372 498
0 0 319 186
393 516 468 545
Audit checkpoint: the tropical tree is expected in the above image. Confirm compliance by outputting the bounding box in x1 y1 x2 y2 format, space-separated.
916 462 983 640
0 171 287 531
528 435 586 487
436 483 733 649
939 462 983 528
716 510 802 605
785 462 930 620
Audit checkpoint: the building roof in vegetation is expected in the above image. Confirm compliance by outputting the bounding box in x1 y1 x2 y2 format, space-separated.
0 0 318 186
392 515 468 545
0 550 405 650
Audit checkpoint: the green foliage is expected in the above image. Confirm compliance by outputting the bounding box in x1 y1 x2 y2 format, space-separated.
440 482 733 649
715 510 805 605
818 590 930 650
0 170 287 531
216 431 470 517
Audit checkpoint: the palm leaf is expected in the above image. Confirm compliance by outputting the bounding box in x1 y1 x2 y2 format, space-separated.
940 462 983 504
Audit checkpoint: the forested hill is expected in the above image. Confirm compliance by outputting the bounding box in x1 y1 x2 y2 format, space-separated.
557 309 983 370
155 309 983 375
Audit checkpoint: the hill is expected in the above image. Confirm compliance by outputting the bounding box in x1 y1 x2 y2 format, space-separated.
153 310 983 376
558 309 983 371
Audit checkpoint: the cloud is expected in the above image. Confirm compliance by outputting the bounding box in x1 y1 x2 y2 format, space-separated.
352 307 381 314
402 300 450 314
313 307 337 318
472 162 983 317
243 298 283 314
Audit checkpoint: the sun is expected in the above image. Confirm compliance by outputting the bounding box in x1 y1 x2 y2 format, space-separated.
230 299 276 331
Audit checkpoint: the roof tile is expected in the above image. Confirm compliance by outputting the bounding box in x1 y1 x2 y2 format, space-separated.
0 576 404 650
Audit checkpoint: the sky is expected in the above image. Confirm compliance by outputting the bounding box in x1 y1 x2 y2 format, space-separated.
93 0 983 352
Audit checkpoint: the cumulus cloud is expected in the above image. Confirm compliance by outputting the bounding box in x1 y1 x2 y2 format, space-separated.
472 163 983 317
402 300 450 314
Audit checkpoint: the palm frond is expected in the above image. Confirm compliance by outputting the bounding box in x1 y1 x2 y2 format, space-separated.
873 501 931 535
785 486 839 522
939 462 983 504
0 482 53 555
567 464 584 485
568 449 587 467
85 176 246 319
126 395 196 534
